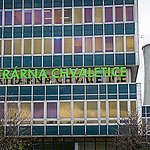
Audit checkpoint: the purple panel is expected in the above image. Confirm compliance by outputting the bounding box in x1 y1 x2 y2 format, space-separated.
0 11 2 26
126 6 133 21
105 37 113 52
34 10 42 25
115 7 123 22
5 11 12 25
54 39 62 53
47 102 57 118
0 104 4 119
105 7 113 22
44 9 52 24
14 10 22 25
24 10 32 25
34 102 44 119
85 8 92 23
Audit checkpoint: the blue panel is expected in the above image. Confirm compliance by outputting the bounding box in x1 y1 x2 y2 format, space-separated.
53 26 62 37
100 125 107 135
23 56 32 67
46 86 58 95
13 56 21 68
99 85 106 94
146 106 150 113
84 0 92 6
105 24 113 35
130 94 136 99
24 0 32 8
14 27 22 38
94 54 104 66
129 84 136 93
4 0 13 9
7 86 18 95
86 126 99 135
20 86 31 95
119 95 128 99
32 126 44 136
126 53 135 65
84 24 93 36
64 55 72 67
0 87 5 95
108 95 117 99
44 0 52 8
54 0 62 7
3 57 11 68
86 85 98 94
19 126 31 136
33 26 42 37
59 96 71 100
125 0 134 4
33 96 45 100
86 95 98 100
60 85 71 95
74 25 83 36
108 84 117 94
74 55 83 66
94 24 103 35
53 55 62 67
0 0 3 9
73 85 84 94
43 56 52 67
34 0 42 8
7 97 18 101
59 126 71 135
46 126 58 135
105 54 114 65
24 26 32 38
64 0 72 7
33 56 42 67
73 95 85 100
20 96 31 101
46 96 58 100
108 125 118 135
84 55 93 66
115 0 123 5
115 54 125 65
74 0 82 6
44 26 52 37
73 126 85 135
4 27 12 38
119 84 128 93
33 86 45 95
94 0 103 6
125 23 135 34
104 0 113 5
64 25 72 36
0 12 2 26
100 95 106 99
0 28 2 38
115 24 124 35
14 0 22 8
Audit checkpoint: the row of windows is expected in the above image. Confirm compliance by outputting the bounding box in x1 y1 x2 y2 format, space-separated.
142 106 150 117
0 36 135 55
0 100 136 121
0 6 134 26
0 53 136 69
0 0 135 9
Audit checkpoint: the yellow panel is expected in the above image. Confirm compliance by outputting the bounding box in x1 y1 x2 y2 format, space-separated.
74 102 84 118
100 101 106 118
120 101 128 117
85 37 93 53
74 8 82 23
4 40 12 55
7 103 18 119
44 38 52 54
95 7 103 23
14 39 22 55
126 36 134 51
131 101 136 117
34 39 42 54
24 39 31 54
95 37 103 52
64 9 72 24
116 36 124 52
20 103 31 119
0 40 1 55
87 101 97 118
109 101 117 118
64 38 72 53
60 102 71 119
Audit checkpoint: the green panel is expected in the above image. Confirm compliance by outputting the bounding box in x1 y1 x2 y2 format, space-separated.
24 0 32 8
23 56 32 67
64 55 72 67
13 56 21 68
94 54 104 66
43 56 52 67
74 25 83 36
125 23 135 34
33 26 42 37
105 24 113 35
59 126 71 135
44 26 52 37
94 24 103 35
74 55 83 66
108 125 118 135
84 0 92 6
115 0 123 5
125 0 134 4
54 26 62 37
64 25 72 36
32 126 44 136
84 24 93 36
115 24 124 35
44 0 52 8
94 0 103 6
24 26 32 38
33 56 42 67
108 84 117 94
14 0 22 8
73 126 85 135
46 86 58 95
126 53 135 65
104 0 113 5
84 55 93 66
53 55 62 67
73 85 84 94
115 54 125 65
4 27 12 38
34 0 42 8
74 0 82 6
3 57 11 68
64 0 72 7
60 85 71 95
54 0 62 7
105 54 114 65
119 84 128 93
100 125 107 135
46 126 58 135
14 27 22 38
86 126 99 135
4 0 13 9
19 126 31 136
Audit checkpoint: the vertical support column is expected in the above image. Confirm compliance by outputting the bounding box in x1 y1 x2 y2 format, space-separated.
75 143 78 150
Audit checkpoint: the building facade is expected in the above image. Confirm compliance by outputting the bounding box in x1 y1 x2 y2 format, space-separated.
0 0 140 149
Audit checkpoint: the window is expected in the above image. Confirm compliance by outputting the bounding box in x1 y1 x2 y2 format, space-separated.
14 39 22 55
120 101 128 117
100 101 106 118
7 103 18 119
44 38 52 54
4 40 12 55
109 101 117 118
105 7 113 22
95 37 103 52
54 38 62 53
64 38 72 53
0 104 4 119
95 7 103 23
24 10 32 25
131 101 136 117
20 103 31 119
34 10 42 25
33 102 44 119
85 37 93 53
5 11 12 25
34 39 42 54
74 8 82 24
116 36 124 52
115 7 123 22
74 102 84 118
74 38 82 53
105 37 113 52
44 9 52 24
126 6 134 21
126 36 134 51
24 39 32 54
14 10 22 25
64 9 72 24
0 11 2 26
47 102 57 118
60 102 71 119
54 9 62 24
87 102 97 118
85 8 92 23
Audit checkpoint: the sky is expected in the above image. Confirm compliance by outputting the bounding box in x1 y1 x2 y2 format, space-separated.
137 0 150 102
